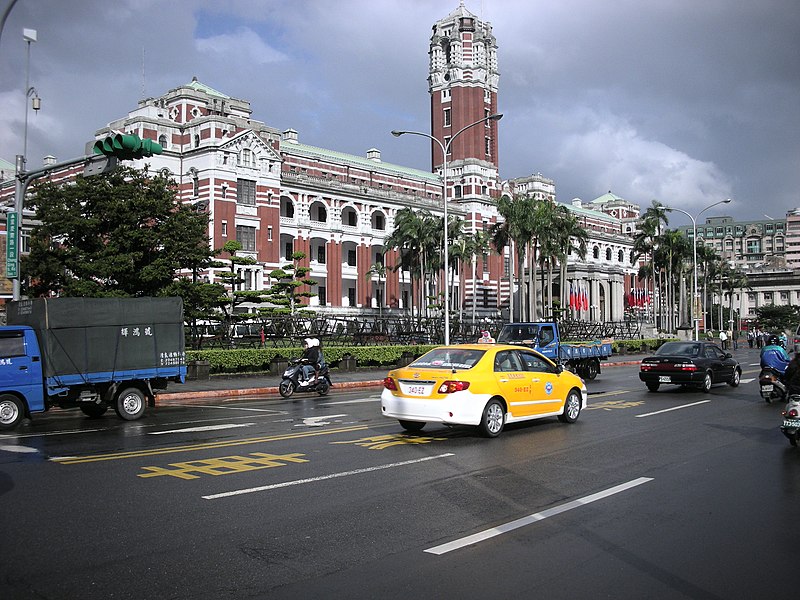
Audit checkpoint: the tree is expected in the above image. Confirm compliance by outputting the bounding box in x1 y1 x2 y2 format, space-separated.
23 166 211 298
755 305 800 332
261 251 317 315
366 261 387 318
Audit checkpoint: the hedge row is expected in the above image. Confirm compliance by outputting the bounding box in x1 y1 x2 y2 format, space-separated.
186 344 438 373
186 338 675 374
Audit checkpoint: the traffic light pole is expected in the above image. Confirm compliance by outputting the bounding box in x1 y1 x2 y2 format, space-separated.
10 153 118 300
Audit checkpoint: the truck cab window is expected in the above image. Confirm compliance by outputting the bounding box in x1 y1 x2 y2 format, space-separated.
0 333 25 358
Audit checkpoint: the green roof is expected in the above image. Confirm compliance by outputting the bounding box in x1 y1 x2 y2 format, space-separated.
285 141 441 183
186 78 229 99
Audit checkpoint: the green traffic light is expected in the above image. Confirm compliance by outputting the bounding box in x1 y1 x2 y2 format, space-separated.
92 133 163 160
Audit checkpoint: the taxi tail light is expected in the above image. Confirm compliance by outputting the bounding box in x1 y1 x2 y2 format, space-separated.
383 377 398 391
438 380 470 394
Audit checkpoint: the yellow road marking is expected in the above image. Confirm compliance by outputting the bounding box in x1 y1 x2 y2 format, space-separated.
138 452 309 479
332 433 448 449
590 390 631 399
52 424 389 465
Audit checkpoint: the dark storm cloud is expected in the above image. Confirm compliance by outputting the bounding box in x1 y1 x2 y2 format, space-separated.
1 0 797 223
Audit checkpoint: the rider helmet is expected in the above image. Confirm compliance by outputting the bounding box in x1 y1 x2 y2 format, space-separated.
768 335 780 346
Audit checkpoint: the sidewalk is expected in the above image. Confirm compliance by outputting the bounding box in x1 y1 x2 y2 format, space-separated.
155 352 650 406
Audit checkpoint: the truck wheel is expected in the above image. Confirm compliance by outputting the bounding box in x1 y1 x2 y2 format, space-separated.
115 387 146 421
0 394 24 430
80 403 109 418
584 359 599 380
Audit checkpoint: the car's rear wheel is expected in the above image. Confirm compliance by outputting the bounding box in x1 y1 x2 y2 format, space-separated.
584 359 599 380
558 389 582 423
728 368 741 387
646 382 660 392
399 420 425 432
700 372 713 393
479 399 505 438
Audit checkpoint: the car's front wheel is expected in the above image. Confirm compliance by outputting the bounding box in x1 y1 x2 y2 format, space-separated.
479 399 505 438
558 389 582 423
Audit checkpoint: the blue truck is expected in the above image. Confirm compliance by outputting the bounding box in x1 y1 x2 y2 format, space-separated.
0 297 186 430
496 321 613 380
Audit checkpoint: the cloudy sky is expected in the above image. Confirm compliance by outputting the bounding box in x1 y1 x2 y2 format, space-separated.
1 0 798 225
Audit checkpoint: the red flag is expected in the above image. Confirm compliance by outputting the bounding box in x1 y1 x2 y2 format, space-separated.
583 287 589 310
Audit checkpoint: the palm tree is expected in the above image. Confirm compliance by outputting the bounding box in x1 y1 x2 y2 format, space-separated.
365 261 387 319
469 229 492 323
633 201 669 326
491 193 533 321
551 206 588 317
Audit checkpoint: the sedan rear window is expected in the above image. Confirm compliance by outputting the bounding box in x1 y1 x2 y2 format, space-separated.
655 342 700 357
410 348 486 370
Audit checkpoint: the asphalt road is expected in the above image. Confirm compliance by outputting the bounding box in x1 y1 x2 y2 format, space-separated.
1 351 797 599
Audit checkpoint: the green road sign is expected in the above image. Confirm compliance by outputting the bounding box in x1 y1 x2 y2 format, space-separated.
6 211 18 279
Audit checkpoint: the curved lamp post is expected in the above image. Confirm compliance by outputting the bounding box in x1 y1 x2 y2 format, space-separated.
665 198 731 341
391 112 503 345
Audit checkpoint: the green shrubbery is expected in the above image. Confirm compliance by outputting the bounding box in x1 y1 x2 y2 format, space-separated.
186 344 437 374
186 339 675 375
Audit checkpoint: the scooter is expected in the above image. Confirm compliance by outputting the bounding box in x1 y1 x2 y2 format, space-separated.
780 395 800 447
278 358 331 398
759 367 787 403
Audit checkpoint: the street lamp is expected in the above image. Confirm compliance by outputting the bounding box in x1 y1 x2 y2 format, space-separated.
391 112 503 345
665 198 731 341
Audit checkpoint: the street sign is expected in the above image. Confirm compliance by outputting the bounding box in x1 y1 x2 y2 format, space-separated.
6 211 18 279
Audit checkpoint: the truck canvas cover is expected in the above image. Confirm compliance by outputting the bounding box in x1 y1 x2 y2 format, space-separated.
7 297 185 380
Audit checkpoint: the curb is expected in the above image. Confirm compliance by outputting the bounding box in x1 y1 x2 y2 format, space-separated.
155 359 643 406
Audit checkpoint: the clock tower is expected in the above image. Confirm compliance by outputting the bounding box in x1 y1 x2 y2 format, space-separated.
429 1 500 202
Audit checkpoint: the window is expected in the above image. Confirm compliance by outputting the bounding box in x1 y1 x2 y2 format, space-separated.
237 179 256 205
222 221 228 237
0 332 25 358
284 242 293 260
494 350 523 372
443 107 451 127
444 136 451 155
236 225 256 252
317 245 326 264
158 134 167 149
485 137 491 156
454 185 462 198
347 250 357 266
318 286 327 305
239 148 254 167
606 248 612 261
347 288 356 307
593 246 600 259
267 226 272 242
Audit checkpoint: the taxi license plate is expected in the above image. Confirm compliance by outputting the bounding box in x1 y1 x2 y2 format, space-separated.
401 384 431 396
783 419 800 429
658 376 671 383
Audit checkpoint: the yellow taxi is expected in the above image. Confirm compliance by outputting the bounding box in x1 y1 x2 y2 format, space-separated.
381 343 587 437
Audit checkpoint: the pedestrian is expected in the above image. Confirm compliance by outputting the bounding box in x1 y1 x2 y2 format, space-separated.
732 329 739 350
719 329 728 350
756 328 763 349
747 330 754 348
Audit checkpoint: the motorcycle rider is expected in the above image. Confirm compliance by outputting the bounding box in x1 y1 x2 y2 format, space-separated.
760 334 791 375
300 338 322 383
784 352 800 396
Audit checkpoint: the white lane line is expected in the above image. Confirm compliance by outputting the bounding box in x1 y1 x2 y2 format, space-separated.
148 423 256 435
203 453 455 500
0 444 40 454
740 378 755 384
324 398 380 405
424 477 654 555
183 405 282 413
297 415 347 427
635 399 711 418
1 428 107 440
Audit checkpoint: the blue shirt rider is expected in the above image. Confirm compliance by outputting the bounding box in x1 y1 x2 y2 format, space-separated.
761 335 790 374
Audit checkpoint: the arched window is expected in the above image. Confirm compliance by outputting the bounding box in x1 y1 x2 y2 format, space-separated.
593 246 600 260
158 134 167 150
606 248 612 261
618 250 624 262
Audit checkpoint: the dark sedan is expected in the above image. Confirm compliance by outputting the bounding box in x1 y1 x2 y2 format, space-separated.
639 341 741 392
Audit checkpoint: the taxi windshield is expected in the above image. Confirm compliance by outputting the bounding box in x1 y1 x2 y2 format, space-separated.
410 348 486 370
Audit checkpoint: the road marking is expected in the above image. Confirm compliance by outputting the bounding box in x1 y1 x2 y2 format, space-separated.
186 405 284 413
0 444 40 454
424 477 654 555
740 378 755 384
51 424 393 464
635 400 711 418
297 414 348 427
324 398 380 405
148 423 257 435
589 390 630 398
1 428 107 440
202 452 456 500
